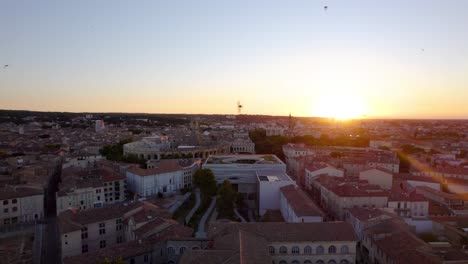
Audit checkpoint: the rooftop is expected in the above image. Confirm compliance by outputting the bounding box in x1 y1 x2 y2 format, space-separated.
280 184 325 217
204 154 283 165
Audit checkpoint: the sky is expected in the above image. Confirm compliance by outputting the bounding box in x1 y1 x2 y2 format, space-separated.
1 0 468 119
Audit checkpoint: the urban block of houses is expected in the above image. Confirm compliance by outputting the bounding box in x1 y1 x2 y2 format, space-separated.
56 164 126 215
125 159 200 197
279 184 325 222
0 185 44 227
180 222 358 264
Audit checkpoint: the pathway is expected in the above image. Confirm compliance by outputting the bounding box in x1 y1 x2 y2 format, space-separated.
185 189 201 224
195 197 217 238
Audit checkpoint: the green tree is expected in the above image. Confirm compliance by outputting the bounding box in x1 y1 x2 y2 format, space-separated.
193 168 217 197
217 179 237 218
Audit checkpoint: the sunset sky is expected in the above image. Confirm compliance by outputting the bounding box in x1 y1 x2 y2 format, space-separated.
1 0 468 118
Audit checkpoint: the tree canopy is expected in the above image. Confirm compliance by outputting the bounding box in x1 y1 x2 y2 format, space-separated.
217 179 237 218
193 168 217 197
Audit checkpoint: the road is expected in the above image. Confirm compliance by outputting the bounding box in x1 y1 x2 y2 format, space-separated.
43 164 61 264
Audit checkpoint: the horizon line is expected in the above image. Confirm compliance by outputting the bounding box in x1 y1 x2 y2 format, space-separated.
1 108 468 121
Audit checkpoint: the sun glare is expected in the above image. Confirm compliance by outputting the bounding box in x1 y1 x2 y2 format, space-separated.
312 93 367 120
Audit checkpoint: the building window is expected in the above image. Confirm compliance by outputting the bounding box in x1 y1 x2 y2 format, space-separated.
292 246 300 254
304 261 312 264
11 217 18 223
292 261 300 264
99 222 106 235
3 208 8 213
117 236 123 244
304 246 312 254
100 240 106 248
279 246 287 254
167 246 175 255
328 245 336 254
192 246 200 250
328 260 337 264
3 200 8 205
179 247 186 255
130 259 135 264
316 246 324 254
340 260 350 264
116 218 122 231
269 246 275 255
82 244 88 253
12 199 17 204
12 207 17 212
340 245 349 254
81 227 88 239
279 261 287 264
144 255 149 262
316 261 324 264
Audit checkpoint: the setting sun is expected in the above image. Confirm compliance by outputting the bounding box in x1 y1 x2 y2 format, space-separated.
312 93 367 120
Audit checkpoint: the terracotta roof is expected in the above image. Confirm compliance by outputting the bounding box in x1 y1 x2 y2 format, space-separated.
209 222 358 242
347 208 388 222
0 185 43 200
63 239 153 264
58 201 142 234
127 159 196 176
134 217 176 238
280 184 325 217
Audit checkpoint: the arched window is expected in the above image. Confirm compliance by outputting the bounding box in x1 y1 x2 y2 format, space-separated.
340 245 349 254
279 246 287 254
279 261 287 264
192 246 200 250
304 246 312 254
316 246 324 254
292 246 300 254
179 247 186 255
292 261 300 264
328 260 336 264
340 260 349 264
304 261 312 264
328 245 336 254
269 246 275 255
316 260 324 264
167 246 175 255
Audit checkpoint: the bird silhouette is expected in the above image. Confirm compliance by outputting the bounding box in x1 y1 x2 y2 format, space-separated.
324 6 328 11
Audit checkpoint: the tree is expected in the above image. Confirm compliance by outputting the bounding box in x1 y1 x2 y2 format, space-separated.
193 168 217 197
217 179 237 218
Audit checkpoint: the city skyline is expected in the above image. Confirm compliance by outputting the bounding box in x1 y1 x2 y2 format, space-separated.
1 0 468 119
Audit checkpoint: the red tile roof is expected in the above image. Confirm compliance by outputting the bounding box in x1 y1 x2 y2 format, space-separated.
280 184 325 217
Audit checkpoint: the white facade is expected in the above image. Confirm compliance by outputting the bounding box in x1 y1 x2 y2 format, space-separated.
0 187 44 226
359 168 393 190
387 200 429 218
231 138 255 154
257 173 295 216
126 160 199 197
63 155 104 169
56 178 126 215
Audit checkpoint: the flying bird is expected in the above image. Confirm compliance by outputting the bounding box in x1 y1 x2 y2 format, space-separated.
324 6 328 11
3 65 8 68
421 48 425 52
